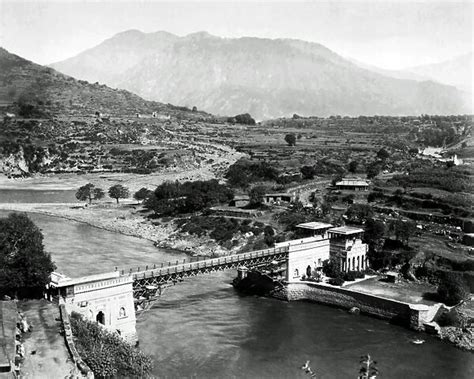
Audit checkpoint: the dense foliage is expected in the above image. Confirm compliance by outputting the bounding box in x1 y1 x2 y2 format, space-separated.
227 113 256 125
145 180 233 216
225 159 279 187
70 312 152 378
0 213 56 298
390 166 472 193
437 273 470 306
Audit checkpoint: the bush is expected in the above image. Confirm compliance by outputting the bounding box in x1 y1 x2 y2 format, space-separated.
437 273 470 306
437 310 463 327
328 277 345 286
70 312 152 377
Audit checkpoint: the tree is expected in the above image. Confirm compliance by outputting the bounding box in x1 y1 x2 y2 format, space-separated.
366 161 382 179
76 183 105 204
300 165 316 180
364 218 387 269
348 160 359 173
134 187 151 203
108 184 130 204
0 213 56 298
437 273 469 306
345 204 374 224
249 186 267 207
390 218 417 246
376 148 390 160
285 134 296 146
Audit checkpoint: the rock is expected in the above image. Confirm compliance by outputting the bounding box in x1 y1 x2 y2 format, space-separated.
348 307 360 315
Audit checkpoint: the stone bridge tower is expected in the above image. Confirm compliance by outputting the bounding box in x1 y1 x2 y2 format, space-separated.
49 271 137 344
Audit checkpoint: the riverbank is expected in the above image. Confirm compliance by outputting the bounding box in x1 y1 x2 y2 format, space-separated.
0 202 234 257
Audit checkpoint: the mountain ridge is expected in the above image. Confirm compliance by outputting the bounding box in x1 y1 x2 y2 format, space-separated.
0 47 209 118
51 30 473 119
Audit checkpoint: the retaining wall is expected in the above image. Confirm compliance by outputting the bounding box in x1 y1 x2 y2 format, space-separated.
59 304 94 378
272 281 440 330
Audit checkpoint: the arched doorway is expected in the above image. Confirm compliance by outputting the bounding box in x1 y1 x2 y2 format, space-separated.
96 311 105 325
306 265 312 277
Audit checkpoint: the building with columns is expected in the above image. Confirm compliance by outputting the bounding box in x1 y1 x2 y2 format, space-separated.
277 223 369 281
328 226 368 272
49 271 137 344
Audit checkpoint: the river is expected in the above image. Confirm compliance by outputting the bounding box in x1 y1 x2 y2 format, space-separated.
0 195 473 378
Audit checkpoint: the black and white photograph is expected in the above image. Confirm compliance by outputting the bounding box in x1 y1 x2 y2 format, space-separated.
0 0 472 377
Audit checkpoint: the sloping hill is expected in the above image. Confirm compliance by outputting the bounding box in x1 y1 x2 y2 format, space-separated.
52 30 472 119
0 47 206 118
405 52 473 93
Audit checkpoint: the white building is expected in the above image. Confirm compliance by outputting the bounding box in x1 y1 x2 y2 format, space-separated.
328 226 368 272
49 271 137 344
276 223 369 281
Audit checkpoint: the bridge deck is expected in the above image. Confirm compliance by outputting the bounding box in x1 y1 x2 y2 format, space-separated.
122 246 289 299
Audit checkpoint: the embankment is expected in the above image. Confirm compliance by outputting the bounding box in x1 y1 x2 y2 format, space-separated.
271 281 443 330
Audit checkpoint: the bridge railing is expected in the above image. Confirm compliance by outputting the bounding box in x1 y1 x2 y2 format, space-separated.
123 245 289 280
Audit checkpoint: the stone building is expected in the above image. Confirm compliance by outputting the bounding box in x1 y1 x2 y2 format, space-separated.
327 226 368 272
49 271 137 344
276 223 369 281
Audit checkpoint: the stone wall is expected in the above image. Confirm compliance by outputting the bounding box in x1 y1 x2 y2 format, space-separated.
272 282 438 330
59 304 94 378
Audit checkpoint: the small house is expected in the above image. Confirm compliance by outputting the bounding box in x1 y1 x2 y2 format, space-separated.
263 193 295 205
229 195 250 208
335 178 369 191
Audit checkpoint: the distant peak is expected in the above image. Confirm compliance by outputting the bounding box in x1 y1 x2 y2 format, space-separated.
184 31 216 39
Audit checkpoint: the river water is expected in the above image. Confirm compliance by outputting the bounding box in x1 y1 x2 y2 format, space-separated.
0 194 473 378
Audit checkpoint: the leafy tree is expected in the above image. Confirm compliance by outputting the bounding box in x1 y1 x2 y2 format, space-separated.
249 185 267 207
229 113 256 125
345 204 374 224
437 273 469 306
322 258 342 279
0 213 56 298
108 184 130 204
366 161 382 179
134 187 152 203
285 134 296 146
76 183 105 204
364 218 387 269
300 165 316 180
389 218 417 246
376 148 390 160
348 160 359 173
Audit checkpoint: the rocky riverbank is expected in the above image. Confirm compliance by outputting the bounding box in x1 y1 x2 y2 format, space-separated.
0 202 238 257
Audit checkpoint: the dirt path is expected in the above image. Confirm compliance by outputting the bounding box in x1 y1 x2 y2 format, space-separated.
18 300 76 379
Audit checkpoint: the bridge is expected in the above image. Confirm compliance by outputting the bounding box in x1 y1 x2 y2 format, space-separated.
120 246 290 312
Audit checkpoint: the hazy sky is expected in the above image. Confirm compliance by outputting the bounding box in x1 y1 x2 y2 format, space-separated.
0 0 472 69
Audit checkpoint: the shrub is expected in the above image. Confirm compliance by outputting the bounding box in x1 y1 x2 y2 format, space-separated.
328 277 345 286
437 273 470 306
70 312 152 377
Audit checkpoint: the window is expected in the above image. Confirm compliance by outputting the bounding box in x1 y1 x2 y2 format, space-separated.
293 268 299 278
119 307 126 318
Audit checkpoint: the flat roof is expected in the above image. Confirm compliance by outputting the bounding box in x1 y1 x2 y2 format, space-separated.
264 193 294 197
328 226 364 235
51 271 120 287
296 222 334 230
336 179 369 186
275 235 327 248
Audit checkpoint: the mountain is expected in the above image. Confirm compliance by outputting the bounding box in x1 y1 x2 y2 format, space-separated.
404 52 473 93
51 30 472 119
0 47 206 118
